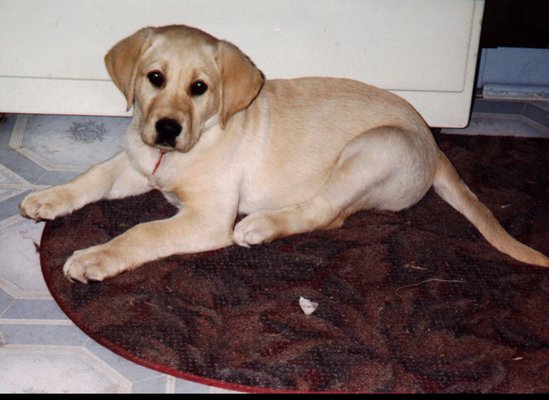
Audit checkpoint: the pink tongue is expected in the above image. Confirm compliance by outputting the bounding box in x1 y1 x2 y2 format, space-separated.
152 150 166 175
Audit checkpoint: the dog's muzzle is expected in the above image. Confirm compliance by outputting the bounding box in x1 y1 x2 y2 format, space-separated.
155 118 182 148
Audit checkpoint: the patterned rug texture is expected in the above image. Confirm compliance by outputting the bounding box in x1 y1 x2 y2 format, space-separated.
40 133 549 393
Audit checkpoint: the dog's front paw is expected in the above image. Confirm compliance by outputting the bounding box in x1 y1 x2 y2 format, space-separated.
63 245 125 283
20 188 74 221
233 213 278 247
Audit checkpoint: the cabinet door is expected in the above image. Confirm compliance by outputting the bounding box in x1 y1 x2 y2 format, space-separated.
0 0 484 127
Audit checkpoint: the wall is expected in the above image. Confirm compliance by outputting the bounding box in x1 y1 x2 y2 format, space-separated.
0 0 484 127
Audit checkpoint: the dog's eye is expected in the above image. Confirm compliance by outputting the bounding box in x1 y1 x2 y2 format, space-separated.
190 80 208 96
147 71 165 88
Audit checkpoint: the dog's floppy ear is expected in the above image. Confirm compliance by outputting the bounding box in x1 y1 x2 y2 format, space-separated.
105 27 154 111
216 41 264 127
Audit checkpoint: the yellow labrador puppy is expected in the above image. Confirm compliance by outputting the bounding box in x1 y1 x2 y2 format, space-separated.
20 25 549 282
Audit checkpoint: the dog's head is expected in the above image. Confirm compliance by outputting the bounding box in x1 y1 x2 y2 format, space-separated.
105 25 264 152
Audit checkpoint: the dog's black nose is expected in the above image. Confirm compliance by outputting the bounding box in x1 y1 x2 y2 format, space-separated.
155 118 182 147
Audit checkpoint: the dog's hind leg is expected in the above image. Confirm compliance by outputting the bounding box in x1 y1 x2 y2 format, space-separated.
233 127 437 246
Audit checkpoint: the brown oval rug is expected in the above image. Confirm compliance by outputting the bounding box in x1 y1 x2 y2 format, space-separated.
40 134 549 393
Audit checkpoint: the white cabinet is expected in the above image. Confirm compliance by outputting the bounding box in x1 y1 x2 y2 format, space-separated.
0 0 484 127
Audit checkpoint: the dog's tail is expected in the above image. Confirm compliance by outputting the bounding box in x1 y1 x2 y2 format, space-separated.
432 151 549 267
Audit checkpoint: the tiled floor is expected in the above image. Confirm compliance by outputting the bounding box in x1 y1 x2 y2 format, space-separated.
0 99 548 393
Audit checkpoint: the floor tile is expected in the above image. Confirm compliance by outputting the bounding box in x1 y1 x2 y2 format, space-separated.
443 109 549 138
84 339 166 384
0 145 45 186
0 216 49 299
1 299 68 320
0 345 132 393
0 323 87 347
9 115 128 172
0 289 14 316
